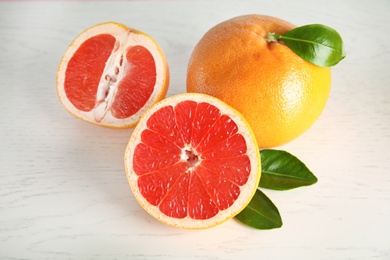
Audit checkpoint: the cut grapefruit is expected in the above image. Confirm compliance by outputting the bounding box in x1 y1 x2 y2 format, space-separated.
56 22 169 128
124 93 261 229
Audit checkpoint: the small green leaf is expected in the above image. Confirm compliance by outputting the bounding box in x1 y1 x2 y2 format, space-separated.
259 149 317 190
235 189 282 229
268 24 346 67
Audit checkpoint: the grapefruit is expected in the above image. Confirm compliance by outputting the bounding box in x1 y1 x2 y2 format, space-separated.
56 22 169 128
187 14 331 148
124 93 261 229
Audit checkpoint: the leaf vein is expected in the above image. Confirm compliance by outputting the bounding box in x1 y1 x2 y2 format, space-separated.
262 170 315 181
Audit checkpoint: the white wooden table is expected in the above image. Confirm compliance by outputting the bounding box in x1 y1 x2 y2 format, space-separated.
1 0 389 259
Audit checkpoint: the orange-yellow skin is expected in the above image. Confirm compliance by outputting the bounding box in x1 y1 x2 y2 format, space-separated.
187 15 331 148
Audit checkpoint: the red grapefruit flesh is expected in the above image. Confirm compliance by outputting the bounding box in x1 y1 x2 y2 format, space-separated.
56 22 169 128
125 93 261 229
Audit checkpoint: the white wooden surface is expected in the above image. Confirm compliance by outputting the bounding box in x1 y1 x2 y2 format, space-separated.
1 0 389 259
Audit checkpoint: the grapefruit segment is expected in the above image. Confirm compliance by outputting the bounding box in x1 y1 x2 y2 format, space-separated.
190 102 221 147
200 156 251 186
160 173 190 218
188 173 219 219
195 114 239 153
173 100 197 145
195 166 241 211
125 93 261 229
140 129 181 154
57 22 169 128
132 143 181 175
112 45 156 119
146 106 184 147
65 34 116 112
202 134 248 159
138 162 187 207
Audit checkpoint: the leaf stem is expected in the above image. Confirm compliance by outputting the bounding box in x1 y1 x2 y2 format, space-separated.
266 32 282 43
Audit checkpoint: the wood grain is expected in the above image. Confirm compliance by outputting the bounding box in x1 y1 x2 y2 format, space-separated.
1 1 389 259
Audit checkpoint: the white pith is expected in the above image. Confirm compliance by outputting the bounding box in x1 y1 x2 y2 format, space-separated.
57 23 168 127
181 145 201 172
124 93 261 229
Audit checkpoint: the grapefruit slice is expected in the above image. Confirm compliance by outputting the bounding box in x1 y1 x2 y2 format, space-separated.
56 22 169 128
124 93 261 229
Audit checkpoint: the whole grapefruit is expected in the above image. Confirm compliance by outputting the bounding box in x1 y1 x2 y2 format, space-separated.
187 14 331 148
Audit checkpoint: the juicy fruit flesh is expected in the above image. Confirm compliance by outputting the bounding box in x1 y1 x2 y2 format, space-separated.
133 100 252 220
65 34 115 111
64 33 156 121
112 45 156 119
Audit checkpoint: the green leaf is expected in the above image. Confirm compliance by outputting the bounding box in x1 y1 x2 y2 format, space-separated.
259 149 317 190
235 189 282 229
268 24 346 67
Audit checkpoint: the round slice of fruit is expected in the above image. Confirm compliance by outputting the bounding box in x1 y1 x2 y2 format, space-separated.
56 22 169 128
124 93 261 229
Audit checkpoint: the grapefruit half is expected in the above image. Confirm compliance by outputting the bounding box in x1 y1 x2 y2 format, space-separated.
124 93 261 229
56 22 169 128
